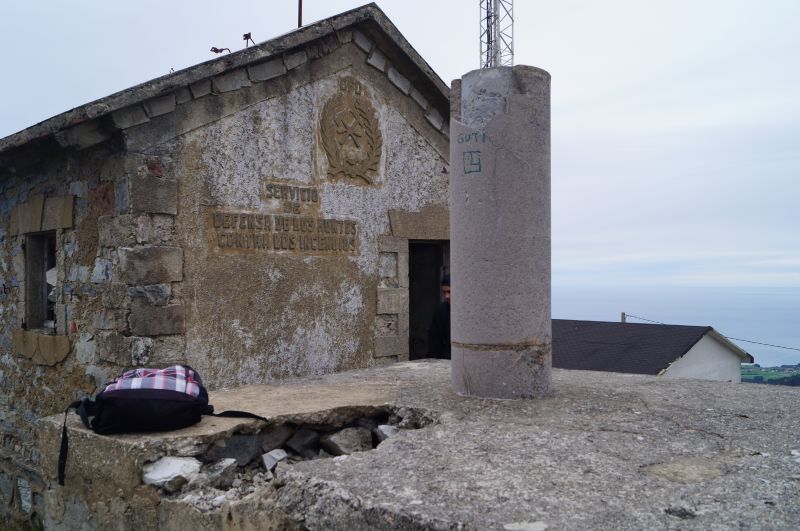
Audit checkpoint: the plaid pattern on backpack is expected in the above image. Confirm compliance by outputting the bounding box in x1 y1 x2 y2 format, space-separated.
102 365 203 397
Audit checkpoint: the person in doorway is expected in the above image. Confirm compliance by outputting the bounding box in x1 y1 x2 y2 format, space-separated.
427 274 451 359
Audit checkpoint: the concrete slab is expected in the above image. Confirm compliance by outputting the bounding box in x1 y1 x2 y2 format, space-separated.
38 362 800 529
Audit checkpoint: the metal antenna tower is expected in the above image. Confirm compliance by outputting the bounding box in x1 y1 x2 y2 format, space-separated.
480 0 514 68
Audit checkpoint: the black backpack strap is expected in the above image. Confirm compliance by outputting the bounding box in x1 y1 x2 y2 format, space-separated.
209 410 268 422
75 398 95 430
58 400 83 486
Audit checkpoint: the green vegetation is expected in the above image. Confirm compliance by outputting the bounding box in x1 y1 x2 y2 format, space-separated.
741 364 800 387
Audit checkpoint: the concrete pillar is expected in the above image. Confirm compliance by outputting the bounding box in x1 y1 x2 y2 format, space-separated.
449 66 551 399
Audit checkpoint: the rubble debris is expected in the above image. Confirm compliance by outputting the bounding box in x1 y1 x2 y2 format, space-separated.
320 427 372 455
261 449 288 471
374 424 399 442
155 406 438 512
202 434 263 466
285 427 321 458
143 457 202 492
261 423 295 452
393 406 437 429
205 458 238 489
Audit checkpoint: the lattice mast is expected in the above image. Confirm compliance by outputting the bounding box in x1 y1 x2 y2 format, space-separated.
480 0 514 68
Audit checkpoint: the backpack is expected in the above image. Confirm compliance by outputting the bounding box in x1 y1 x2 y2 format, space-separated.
58 365 264 485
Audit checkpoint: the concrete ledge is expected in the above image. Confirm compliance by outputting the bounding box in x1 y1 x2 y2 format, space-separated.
34 364 800 529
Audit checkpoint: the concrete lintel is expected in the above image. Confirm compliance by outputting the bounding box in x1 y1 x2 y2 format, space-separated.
18 194 44 234
388 204 449 240
377 235 408 253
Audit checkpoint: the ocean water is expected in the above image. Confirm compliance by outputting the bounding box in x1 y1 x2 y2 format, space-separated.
552 285 800 367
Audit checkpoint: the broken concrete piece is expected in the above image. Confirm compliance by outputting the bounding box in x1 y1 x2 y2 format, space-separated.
355 417 379 431
203 434 263 467
142 457 201 493
260 424 295 452
320 427 373 455
206 458 238 489
374 424 399 442
261 449 288 471
285 427 320 458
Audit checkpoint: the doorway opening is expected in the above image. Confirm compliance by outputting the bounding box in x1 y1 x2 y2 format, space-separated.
408 241 449 360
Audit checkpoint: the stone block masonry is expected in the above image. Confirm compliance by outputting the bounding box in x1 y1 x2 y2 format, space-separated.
118 246 183 285
129 174 178 215
129 302 185 337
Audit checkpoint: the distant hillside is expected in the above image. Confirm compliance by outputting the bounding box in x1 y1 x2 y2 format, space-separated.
741 364 800 387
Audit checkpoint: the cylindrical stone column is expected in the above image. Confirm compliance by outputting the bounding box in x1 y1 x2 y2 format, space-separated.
449 65 551 399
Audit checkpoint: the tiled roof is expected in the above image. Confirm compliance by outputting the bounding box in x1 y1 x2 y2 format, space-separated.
553 319 716 375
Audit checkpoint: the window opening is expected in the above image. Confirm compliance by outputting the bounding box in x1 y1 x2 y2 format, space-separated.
25 232 57 331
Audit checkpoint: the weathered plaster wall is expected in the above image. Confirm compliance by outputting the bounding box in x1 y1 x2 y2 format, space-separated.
143 41 449 387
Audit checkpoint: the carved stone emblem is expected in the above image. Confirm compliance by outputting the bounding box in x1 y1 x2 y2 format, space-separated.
320 78 382 185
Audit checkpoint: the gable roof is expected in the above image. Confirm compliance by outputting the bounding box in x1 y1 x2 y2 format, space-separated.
552 319 753 375
0 3 448 170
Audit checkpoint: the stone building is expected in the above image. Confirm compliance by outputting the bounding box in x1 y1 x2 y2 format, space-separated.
0 4 450 520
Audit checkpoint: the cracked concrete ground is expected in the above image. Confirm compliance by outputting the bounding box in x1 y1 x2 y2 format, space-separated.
41 361 800 529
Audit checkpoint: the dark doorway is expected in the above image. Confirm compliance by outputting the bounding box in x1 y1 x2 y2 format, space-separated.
408 241 449 360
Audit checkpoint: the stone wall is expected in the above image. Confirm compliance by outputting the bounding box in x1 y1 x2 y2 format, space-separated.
0 148 188 523
0 26 449 526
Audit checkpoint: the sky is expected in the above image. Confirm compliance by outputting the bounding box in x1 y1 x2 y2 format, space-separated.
1 1 798 362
